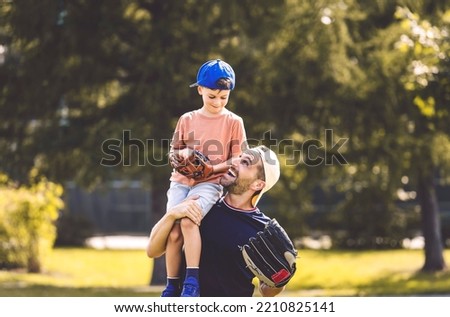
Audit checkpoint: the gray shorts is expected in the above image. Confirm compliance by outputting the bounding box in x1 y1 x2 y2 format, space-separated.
166 181 223 217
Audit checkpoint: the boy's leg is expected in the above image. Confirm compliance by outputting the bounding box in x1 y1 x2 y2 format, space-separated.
180 218 201 267
162 223 183 297
179 218 201 297
179 182 222 297
180 182 222 268
162 182 190 297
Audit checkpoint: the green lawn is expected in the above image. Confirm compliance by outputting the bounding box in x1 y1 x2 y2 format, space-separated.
1 248 449 296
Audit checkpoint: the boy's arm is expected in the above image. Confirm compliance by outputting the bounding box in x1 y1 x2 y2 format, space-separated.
211 160 232 174
210 155 242 174
209 117 247 175
146 196 202 258
169 119 192 166
169 117 189 156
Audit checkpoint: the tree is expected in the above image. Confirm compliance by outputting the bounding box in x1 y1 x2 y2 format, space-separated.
245 1 449 271
307 1 449 269
393 5 449 271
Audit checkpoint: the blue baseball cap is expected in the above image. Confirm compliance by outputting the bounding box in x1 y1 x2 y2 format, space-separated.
189 59 235 90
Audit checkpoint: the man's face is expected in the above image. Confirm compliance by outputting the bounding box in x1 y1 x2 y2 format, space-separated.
220 151 263 195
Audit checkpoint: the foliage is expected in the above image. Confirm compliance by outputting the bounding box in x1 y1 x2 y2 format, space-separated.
0 0 449 275
395 5 450 173
0 173 63 272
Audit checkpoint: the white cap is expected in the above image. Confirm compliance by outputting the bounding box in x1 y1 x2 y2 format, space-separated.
251 146 281 207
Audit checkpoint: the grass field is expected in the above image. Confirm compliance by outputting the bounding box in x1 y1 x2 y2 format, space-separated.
1 248 449 297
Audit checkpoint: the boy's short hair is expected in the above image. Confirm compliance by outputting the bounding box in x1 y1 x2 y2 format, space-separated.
189 59 235 90
215 78 233 90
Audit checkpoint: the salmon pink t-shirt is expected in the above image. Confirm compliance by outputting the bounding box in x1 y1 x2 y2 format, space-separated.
170 109 247 186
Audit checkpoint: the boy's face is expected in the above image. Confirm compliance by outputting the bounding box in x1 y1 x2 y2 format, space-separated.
198 86 230 115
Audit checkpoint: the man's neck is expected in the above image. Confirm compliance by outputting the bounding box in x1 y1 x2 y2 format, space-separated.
223 193 255 211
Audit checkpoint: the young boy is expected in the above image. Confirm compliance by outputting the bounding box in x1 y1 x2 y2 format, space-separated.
162 59 248 297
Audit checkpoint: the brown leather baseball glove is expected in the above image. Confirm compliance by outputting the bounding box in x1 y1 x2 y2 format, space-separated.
169 149 214 180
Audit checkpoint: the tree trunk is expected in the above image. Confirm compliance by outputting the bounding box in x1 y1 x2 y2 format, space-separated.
150 256 167 285
417 167 446 272
149 178 169 285
27 238 41 273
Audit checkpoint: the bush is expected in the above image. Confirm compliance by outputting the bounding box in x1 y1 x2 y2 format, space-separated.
0 174 63 272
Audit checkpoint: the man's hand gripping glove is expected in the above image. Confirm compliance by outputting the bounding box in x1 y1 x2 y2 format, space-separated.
242 218 298 287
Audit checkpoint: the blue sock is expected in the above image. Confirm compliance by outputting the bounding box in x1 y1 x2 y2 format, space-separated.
166 277 181 288
181 268 201 297
185 267 199 281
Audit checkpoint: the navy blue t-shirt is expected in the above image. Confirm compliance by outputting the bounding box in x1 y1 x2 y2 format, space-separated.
199 197 271 297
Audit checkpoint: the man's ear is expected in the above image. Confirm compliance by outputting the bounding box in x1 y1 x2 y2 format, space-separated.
251 180 265 191
197 86 203 95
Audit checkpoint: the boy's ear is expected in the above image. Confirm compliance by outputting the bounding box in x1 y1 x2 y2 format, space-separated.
197 86 203 95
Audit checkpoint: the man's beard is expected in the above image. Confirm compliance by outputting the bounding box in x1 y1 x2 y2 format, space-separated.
225 178 255 195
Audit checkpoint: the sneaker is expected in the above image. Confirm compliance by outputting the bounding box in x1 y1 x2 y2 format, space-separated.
180 277 200 297
161 284 181 297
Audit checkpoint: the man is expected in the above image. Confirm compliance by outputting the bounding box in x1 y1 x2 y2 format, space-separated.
146 145 284 297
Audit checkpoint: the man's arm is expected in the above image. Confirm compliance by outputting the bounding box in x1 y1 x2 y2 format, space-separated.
258 281 285 297
146 195 202 258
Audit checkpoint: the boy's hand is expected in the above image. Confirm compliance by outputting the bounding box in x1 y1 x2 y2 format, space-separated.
169 148 195 169
172 150 214 180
